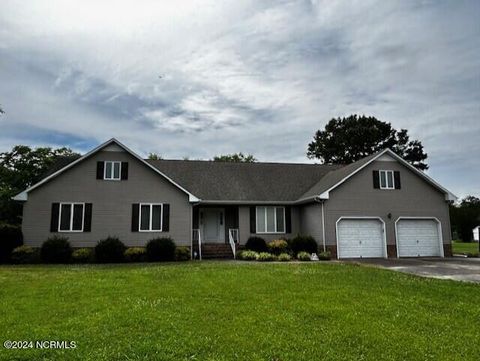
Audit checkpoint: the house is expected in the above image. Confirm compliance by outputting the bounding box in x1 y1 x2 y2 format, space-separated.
14 138 456 259
473 226 480 242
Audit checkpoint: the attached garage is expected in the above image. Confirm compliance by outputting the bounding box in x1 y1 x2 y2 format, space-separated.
336 218 386 259
396 218 443 257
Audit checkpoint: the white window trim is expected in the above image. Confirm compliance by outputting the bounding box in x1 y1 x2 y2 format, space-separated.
139 203 163 232
379 170 395 190
255 206 286 234
104 161 122 181
58 202 85 233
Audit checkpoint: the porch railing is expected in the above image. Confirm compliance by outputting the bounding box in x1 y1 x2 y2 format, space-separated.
192 229 202 260
228 229 239 259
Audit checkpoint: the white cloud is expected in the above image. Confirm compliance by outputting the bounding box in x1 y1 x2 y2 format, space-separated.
0 0 479 197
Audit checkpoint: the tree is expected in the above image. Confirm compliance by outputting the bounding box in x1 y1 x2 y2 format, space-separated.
213 153 257 163
0 145 80 225
148 152 163 160
307 115 428 170
449 196 480 243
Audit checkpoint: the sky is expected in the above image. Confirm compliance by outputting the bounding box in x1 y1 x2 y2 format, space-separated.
0 0 479 198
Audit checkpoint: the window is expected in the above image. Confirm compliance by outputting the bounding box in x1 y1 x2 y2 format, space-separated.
379 170 395 189
104 161 121 180
256 206 285 233
59 203 84 232
139 203 163 232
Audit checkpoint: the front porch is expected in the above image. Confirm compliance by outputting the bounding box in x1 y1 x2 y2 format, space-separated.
192 205 240 259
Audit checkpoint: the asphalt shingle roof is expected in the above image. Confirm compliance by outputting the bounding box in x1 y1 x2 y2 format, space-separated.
146 159 342 201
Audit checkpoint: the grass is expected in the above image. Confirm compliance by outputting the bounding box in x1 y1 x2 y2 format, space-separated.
0 262 479 361
452 240 479 255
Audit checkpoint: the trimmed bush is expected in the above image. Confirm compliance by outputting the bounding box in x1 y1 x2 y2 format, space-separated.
267 239 289 255
278 253 291 262
72 248 94 263
245 237 267 252
0 224 23 263
175 246 191 261
124 247 147 262
40 236 72 263
257 252 276 262
289 235 318 255
95 237 126 263
11 246 39 264
146 237 176 262
238 250 258 260
297 251 311 261
318 251 332 261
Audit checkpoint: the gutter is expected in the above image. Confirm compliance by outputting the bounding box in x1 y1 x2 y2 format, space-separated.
314 196 327 252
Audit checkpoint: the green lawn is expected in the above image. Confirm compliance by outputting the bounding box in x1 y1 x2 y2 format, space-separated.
0 262 479 361
452 240 479 255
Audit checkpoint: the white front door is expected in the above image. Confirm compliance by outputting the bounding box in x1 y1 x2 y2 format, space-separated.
396 219 442 257
337 218 386 259
200 208 225 243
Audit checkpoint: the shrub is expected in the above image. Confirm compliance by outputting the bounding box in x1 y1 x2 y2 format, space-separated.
0 224 23 263
239 250 258 260
175 246 191 261
256 252 276 262
297 251 311 261
124 247 147 262
318 251 332 260
245 237 267 252
238 250 258 260
40 236 72 263
267 239 289 255
72 248 94 263
146 237 176 262
95 237 126 263
11 246 39 264
277 253 291 262
289 235 318 255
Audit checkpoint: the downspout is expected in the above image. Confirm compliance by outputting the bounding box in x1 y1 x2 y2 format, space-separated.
314 197 327 253
321 200 326 253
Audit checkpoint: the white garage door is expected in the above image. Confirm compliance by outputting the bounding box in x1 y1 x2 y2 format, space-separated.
337 219 385 258
397 219 441 257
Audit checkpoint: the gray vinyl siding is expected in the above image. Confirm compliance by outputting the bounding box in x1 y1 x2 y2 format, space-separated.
237 205 300 244
323 160 451 246
299 203 324 244
22 150 192 247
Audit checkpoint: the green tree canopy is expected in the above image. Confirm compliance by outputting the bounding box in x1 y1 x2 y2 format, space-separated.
148 152 163 160
213 153 256 163
0 145 80 224
307 115 428 170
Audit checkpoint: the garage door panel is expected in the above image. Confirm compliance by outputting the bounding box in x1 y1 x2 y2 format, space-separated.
397 219 441 257
337 219 385 259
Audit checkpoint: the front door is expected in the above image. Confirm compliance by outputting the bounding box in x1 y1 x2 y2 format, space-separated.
200 208 225 243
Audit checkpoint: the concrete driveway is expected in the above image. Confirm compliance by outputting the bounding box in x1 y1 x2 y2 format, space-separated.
345 257 480 283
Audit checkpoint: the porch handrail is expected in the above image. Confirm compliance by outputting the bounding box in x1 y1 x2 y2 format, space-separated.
228 228 239 259
193 229 202 260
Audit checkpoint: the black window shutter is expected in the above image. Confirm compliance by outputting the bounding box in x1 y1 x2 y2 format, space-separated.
131 204 139 232
285 206 292 233
96 161 104 179
250 206 256 233
373 170 380 189
394 171 401 189
162 204 170 232
84 203 92 232
121 162 128 180
50 203 60 232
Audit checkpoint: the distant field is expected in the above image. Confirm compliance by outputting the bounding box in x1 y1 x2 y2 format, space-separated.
452 240 479 255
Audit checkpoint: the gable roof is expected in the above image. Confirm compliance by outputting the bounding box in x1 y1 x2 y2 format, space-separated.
146 159 341 202
300 149 456 201
13 138 200 202
13 140 456 204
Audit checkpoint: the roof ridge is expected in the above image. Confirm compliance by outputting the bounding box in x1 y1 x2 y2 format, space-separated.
145 158 343 167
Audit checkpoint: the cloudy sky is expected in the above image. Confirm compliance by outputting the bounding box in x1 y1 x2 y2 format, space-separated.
0 0 479 197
